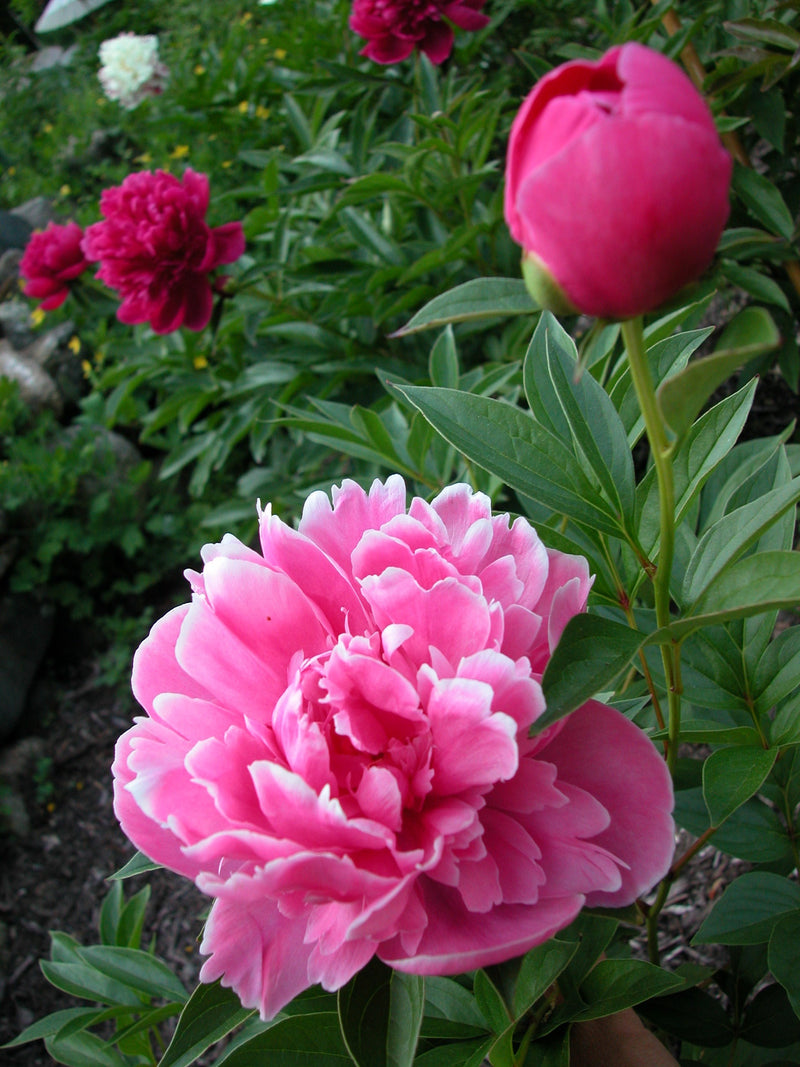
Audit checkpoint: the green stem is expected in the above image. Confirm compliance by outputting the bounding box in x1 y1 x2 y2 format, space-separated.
620 318 681 774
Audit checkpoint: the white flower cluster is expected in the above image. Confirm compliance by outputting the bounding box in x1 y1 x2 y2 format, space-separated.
98 33 168 110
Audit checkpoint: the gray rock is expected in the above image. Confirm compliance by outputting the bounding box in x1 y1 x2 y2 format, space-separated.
0 341 62 416
30 44 78 72
25 321 85 409
0 209 32 256
0 595 54 742
0 296 34 350
11 197 56 233
62 424 144 499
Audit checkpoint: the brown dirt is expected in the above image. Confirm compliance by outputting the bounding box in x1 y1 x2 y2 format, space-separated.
0 664 207 1066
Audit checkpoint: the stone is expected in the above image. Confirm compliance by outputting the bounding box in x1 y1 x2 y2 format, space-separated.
0 209 32 256
0 595 54 742
0 341 62 416
0 297 34 350
11 197 56 234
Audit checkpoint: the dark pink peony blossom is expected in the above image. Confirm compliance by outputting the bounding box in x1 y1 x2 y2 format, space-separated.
112 476 674 1019
81 169 244 334
20 221 89 311
350 0 489 64
504 43 732 319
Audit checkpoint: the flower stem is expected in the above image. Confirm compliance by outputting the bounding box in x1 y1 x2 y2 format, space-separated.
620 317 680 773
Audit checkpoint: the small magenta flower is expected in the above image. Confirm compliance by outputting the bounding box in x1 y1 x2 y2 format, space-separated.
349 0 489 64
504 43 732 319
20 221 89 311
113 476 674 1019
82 169 245 334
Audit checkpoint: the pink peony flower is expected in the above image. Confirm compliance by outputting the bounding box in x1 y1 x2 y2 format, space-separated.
349 0 489 65
112 476 674 1018
81 169 245 334
20 221 89 311
504 43 732 319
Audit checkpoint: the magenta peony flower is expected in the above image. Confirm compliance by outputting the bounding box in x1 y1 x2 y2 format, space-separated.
113 476 674 1018
81 169 245 334
20 221 89 311
349 0 489 64
504 43 732 319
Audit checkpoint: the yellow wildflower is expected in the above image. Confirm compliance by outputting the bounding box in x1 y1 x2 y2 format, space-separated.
59 184 71 197
221 160 233 169
194 64 206 76
82 359 92 378
135 151 153 164
238 100 249 114
193 354 209 370
42 122 53 134
30 307 45 327
274 48 287 61
255 105 270 120
68 336 81 355
170 145 190 159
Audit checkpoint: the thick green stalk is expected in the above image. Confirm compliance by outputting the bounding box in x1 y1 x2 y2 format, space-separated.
620 317 681 773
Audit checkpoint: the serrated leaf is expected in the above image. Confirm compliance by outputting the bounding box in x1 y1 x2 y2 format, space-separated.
393 279 537 336
694 873 800 945
658 309 780 440
703 746 778 826
539 614 646 729
158 980 255 1067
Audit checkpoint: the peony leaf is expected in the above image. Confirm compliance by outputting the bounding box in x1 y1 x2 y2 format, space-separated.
338 956 423 1067
740 981 800 1046
557 960 684 1025
523 313 635 519
45 1028 130 1067
392 279 537 336
732 164 796 241
702 746 778 827
411 1039 494 1066
76 945 188 1004
398 386 625 536
0 1008 101 1049
638 988 734 1047
681 475 800 606
768 912 800 1020
513 939 579 1018
674 789 794 866
538 614 646 729
109 851 162 880
694 873 800 945
215 1012 350 1066
658 307 781 440
158 979 256 1067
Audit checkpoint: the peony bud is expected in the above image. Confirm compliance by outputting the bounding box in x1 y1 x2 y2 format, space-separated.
504 43 732 320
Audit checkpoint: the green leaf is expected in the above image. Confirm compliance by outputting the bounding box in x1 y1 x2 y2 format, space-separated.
741 981 800 1045
215 1012 350 1066
657 309 780 440
513 939 579 1018
412 1040 493 1066
651 721 760 745
523 312 635 517
694 873 800 945
388 972 425 1067
524 1028 570 1067
674 789 794 864
732 164 797 241
638 988 733 1047
1 1008 100 1048
721 261 791 312
99 882 123 948
703 746 778 826
110 851 162 879
681 476 800 605
686 550 800 631
754 626 800 715
569 960 684 1022
77 946 188 1004
539 614 646 729
338 957 423 1067
158 979 255 1067
40 959 146 1008
397 387 624 536
393 279 537 336
423 977 488 1033
637 380 757 557
45 1028 131 1067
429 327 459 390
769 912 800 1019
473 969 511 1034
